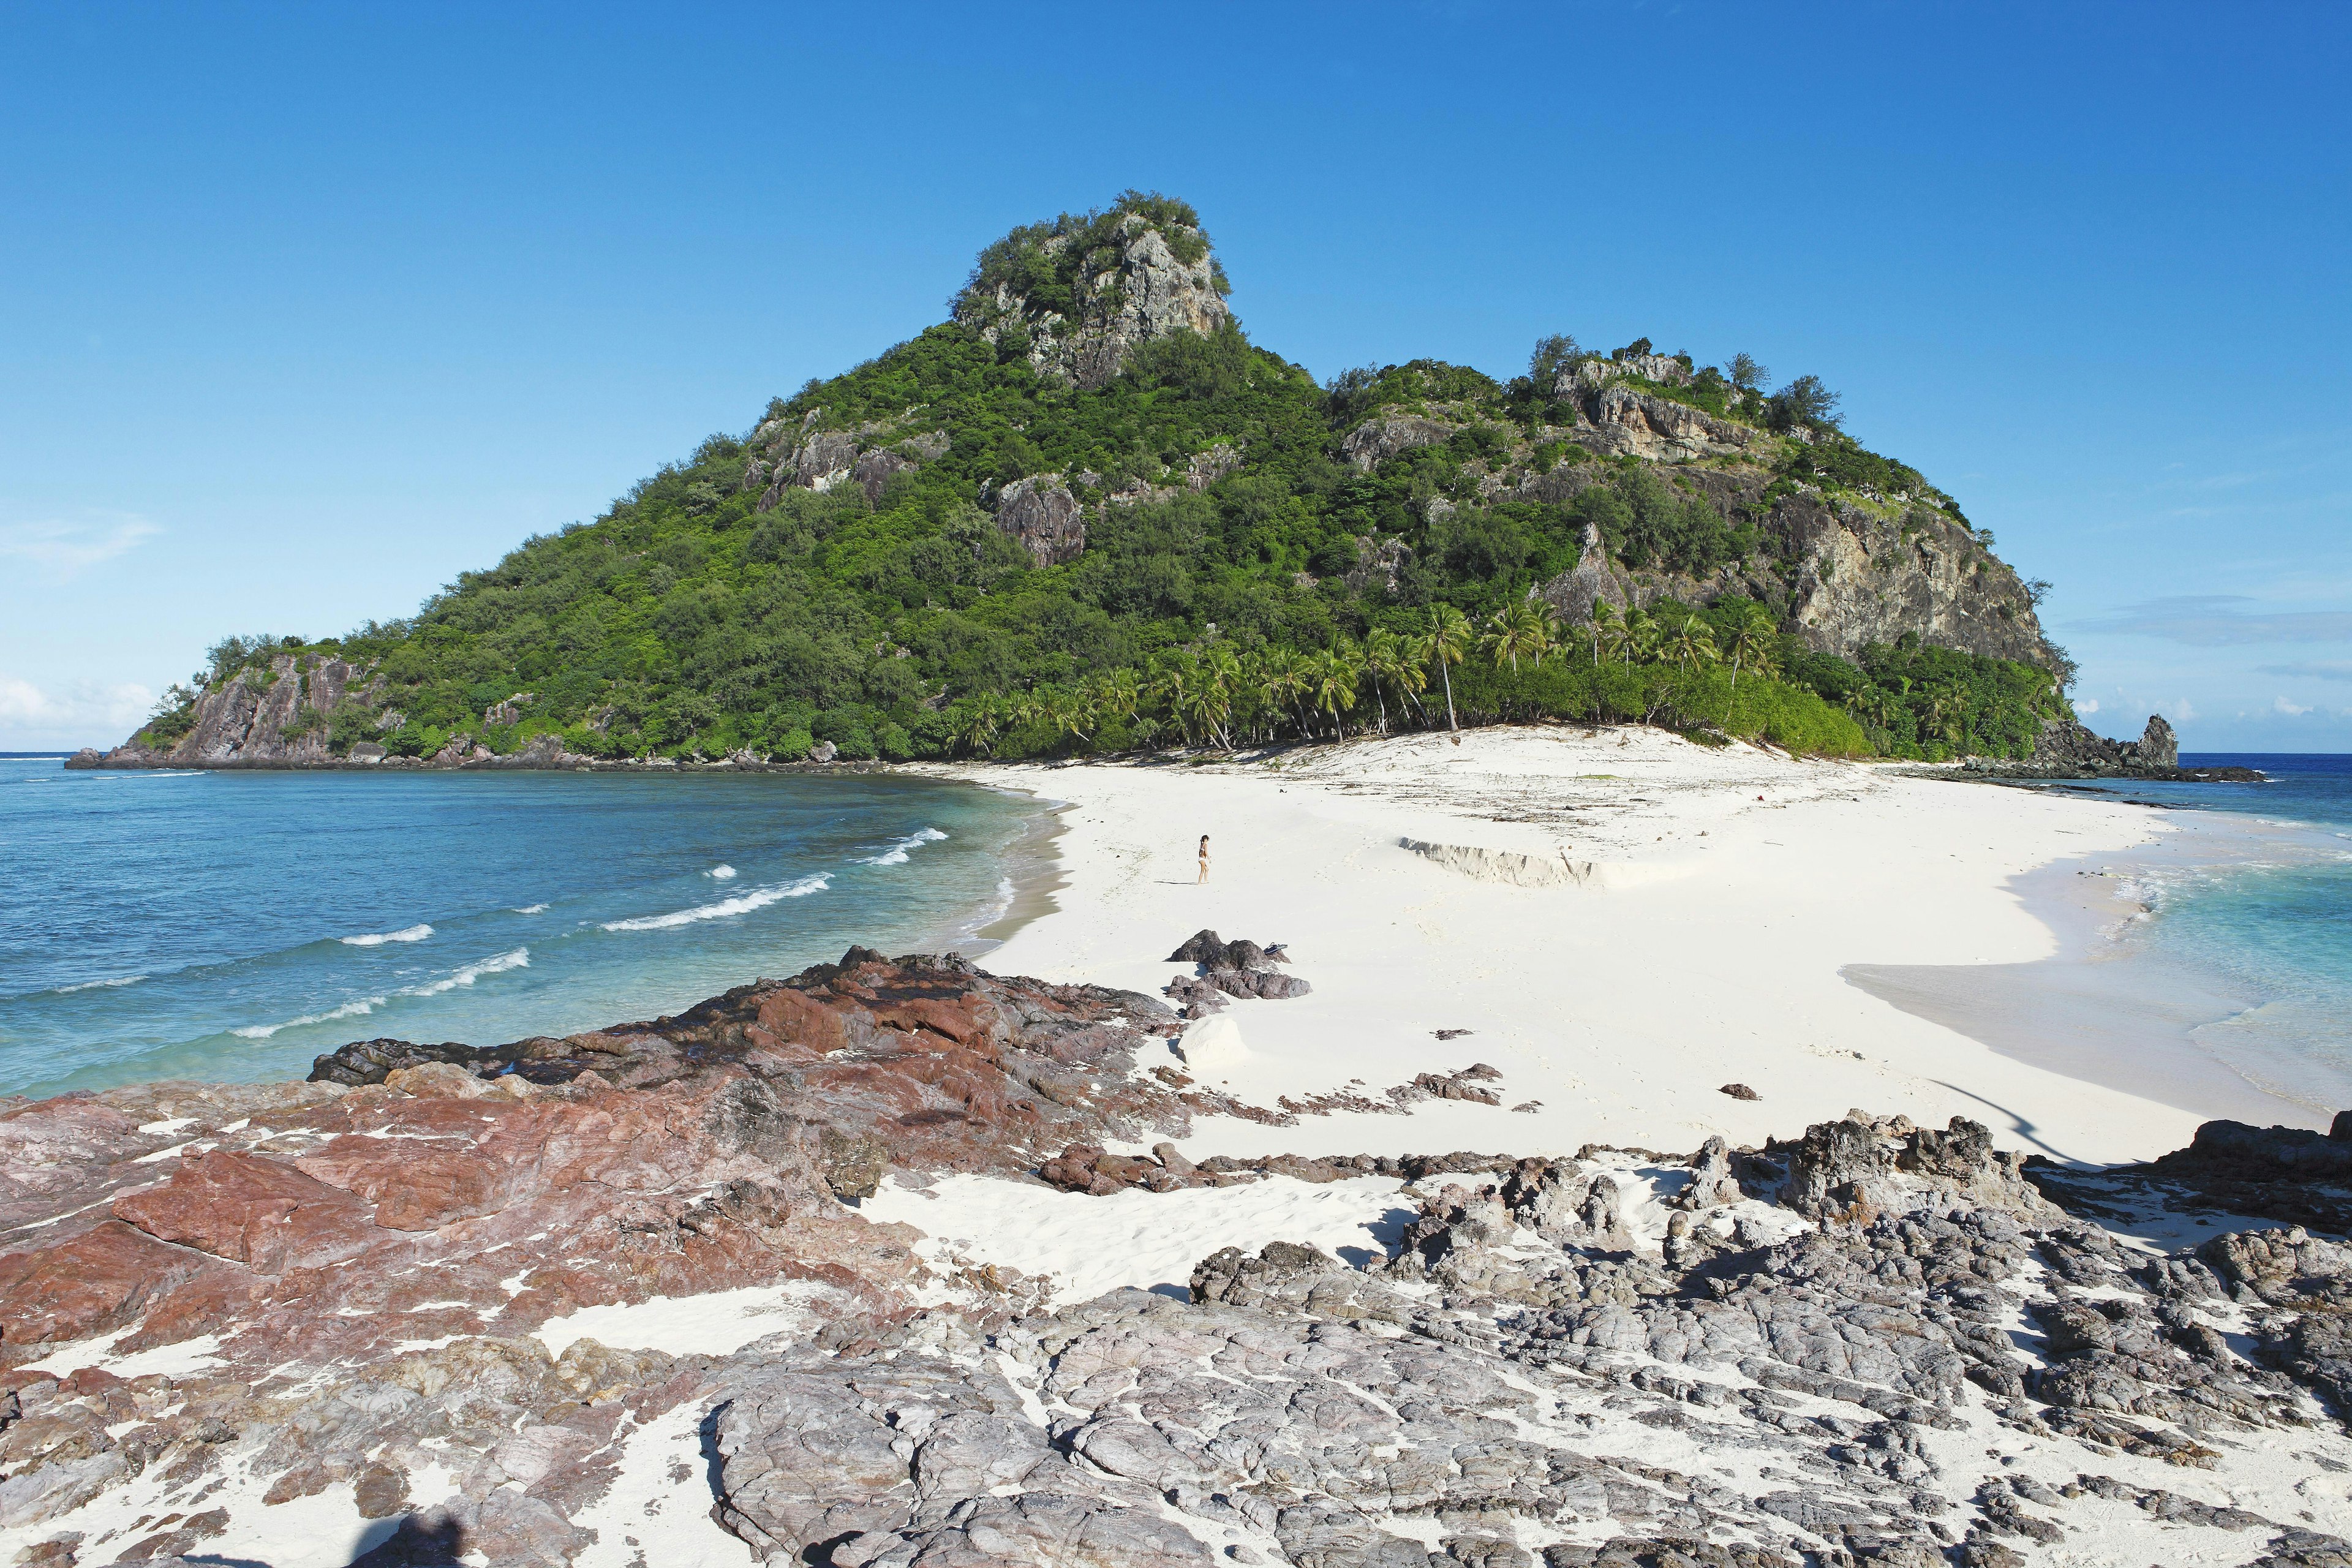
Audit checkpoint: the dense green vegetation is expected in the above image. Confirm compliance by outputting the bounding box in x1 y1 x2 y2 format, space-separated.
142 194 2067 767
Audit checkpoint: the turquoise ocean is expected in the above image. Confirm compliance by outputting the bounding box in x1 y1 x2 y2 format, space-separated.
0 760 1046 1099
2057 754 2352 1115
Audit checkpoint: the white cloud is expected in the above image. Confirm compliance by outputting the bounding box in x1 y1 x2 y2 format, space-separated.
2166 698 2198 723
0 674 156 748
0 514 160 579
2274 695 2313 716
2075 697 2100 714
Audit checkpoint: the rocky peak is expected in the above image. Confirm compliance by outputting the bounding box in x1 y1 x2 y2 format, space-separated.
951 192 1231 388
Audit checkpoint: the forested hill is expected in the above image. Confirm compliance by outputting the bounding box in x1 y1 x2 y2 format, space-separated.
121 190 2071 769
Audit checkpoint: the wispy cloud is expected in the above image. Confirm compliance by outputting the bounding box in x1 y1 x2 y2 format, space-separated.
2274 695 2314 716
2073 595 2352 646
0 514 160 578
2257 659 2352 682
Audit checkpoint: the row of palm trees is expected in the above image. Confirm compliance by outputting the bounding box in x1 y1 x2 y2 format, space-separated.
951 597 1792 757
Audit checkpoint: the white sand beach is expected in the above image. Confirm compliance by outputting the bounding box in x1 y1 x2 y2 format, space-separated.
937 724 2294 1173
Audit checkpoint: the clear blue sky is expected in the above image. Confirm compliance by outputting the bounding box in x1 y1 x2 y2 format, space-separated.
4 1 2346 752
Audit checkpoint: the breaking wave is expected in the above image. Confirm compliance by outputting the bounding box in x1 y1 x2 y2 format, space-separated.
600 874 831 933
707 864 739 880
229 948 531 1038
53 975 146 995
407 947 531 997
512 903 550 915
339 923 434 947
859 827 948 866
232 995 388 1040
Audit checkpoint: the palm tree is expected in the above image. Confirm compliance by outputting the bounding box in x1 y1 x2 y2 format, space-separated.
1042 687 1093 752
1724 606 1779 692
1663 614 1719 672
1621 605 1657 667
1846 686 1896 734
1393 635 1431 724
1484 601 1555 674
1427 604 1471 729
1257 648 1313 739
1926 688 1966 750
954 696 1001 758
1588 601 1621 667
1362 628 1408 733
1311 646 1360 737
1180 666 1232 750
1096 668 1142 726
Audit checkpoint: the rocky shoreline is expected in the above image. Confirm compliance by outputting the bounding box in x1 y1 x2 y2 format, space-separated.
1951 714 2266 785
5 946 2352 1566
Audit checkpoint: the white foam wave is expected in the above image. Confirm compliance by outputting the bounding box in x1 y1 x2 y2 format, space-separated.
601 874 830 932
339 922 434 947
407 947 530 996
858 827 948 865
228 948 530 1038
512 903 550 915
55 974 146 994
707 864 739 880
233 995 388 1039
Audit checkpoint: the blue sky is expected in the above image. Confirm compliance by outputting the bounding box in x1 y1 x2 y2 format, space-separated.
4 1 2346 752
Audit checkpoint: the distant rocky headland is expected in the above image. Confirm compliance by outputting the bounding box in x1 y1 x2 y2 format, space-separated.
4 943 2352 1566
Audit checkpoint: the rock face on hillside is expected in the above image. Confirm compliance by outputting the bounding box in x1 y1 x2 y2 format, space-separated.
1556 359 1760 463
4 952 2352 1564
1517 464 2056 667
741 414 950 510
952 209 1229 389
993 473 1088 567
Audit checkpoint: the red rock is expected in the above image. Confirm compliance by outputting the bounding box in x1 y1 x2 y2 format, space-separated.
111 1149 377 1273
0 1220 224 1347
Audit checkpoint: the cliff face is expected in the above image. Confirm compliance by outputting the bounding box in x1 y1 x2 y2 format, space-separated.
104 654 380 767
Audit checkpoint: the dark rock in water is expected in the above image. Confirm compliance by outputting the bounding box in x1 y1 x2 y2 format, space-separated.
1962 712 2263 782
1719 1082 1760 1101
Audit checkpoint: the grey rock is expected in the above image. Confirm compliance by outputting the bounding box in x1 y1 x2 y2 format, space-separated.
1343 413 1458 471
994 474 1087 567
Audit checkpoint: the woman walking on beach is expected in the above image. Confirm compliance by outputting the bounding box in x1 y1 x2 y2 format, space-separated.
1197 834 1210 884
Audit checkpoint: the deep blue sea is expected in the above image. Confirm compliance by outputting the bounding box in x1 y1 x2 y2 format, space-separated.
2061 754 2352 1113
0 760 1045 1099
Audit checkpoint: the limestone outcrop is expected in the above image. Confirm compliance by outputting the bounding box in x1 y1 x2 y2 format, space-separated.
951 207 1229 390
1522 467 2060 669
741 412 950 509
74 652 380 768
993 473 1087 567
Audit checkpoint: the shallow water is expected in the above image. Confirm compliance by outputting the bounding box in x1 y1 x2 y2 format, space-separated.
1849 754 2352 1133
0 761 1044 1098
2068 755 2352 1115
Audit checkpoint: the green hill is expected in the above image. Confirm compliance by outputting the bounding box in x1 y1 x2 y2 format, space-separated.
129 190 2070 768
